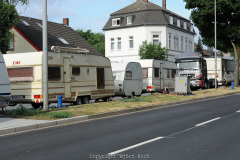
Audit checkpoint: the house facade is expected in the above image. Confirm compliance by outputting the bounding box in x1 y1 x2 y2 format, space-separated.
7 16 102 56
103 0 196 62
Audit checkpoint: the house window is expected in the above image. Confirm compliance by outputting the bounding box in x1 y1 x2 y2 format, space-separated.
174 36 179 51
185 38 188 52
154 68 159 78
48 67 61 81
167 69 170 78
21 19 30 26
127 16 132 24
190 24 193 31
129 36 134 49
142 68 148 78
171 69 176 78
181 38 183 52
177 19 180 27
57 37 69 44
9 35 14 50
118 38 121 50
184 22 187 29
189 41 191 52
170 16 173 24
168 34 172 49
112 18 120 26
72 67 80 76
153 35 159 45
111 38 114 50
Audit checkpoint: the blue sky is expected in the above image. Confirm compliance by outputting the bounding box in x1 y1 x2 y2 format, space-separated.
16 0 200 44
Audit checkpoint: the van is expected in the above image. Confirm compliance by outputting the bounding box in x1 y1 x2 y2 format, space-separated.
0 53 11 108
111 62 143 98
3 47 115 109
123 59 177 93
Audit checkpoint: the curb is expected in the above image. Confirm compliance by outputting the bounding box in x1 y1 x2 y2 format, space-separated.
1 91 240 136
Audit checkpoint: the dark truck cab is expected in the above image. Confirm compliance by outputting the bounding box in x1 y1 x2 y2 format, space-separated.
175 52 208 89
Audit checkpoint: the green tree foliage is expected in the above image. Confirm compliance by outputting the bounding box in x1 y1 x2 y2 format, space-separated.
196 37 203 54
0 0 28 54
139 41 168 60
75 29 105 56
184 0 240 87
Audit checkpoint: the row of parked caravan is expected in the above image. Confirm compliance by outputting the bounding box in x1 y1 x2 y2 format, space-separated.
0 50 238 109
0 49 178 109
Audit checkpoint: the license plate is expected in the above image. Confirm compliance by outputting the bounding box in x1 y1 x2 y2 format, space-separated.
12 95 25 99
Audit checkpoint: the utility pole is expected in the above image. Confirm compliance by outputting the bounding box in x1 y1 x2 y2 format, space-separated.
215 0 217 90
43 0 49 111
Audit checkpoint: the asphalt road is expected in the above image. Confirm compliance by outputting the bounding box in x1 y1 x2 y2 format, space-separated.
1 94 240 160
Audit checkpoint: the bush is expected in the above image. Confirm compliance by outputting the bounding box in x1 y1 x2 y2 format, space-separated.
5 104 41 117
48 111 73 118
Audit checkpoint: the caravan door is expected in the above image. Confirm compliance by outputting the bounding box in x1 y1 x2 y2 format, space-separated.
64 58 71 98
160 63 163 90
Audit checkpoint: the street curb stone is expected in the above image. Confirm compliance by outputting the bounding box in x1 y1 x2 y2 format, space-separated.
1 91 240 136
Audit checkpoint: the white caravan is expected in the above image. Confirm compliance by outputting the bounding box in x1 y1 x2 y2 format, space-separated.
4 47 115 109
0 53 11 108
111 62 143 98
124 59 177 93
205 57 236 86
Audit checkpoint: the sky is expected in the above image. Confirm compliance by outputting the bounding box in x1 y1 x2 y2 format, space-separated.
16 0 202 46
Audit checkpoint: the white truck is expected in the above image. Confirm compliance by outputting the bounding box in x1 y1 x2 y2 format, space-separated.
205 57 236 86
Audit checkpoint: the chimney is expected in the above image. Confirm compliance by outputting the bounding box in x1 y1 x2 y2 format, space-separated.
63 18 69 26
162 0 166 9
137 0 148 2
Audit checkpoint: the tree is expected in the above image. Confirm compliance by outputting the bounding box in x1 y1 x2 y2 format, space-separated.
76 29 105 56
0 0 28 54
139 41 168 60
196 37 203 54
184 0 240 87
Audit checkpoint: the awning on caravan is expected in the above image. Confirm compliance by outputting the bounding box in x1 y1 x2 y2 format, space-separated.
51 46 89 53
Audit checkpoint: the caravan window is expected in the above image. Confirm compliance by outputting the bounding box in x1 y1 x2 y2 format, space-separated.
97 68 105 89
171 69 176 78
126 71 132 80
7 67 33 82
48 67 61 81
72 67 80 76
154 68 159 78
113 71 123 80
167 69 170 78
142 68 148 78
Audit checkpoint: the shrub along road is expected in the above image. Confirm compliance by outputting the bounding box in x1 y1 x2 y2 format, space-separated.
0 93 240 159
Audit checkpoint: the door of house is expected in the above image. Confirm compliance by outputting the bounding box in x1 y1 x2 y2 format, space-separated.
64 58 71 98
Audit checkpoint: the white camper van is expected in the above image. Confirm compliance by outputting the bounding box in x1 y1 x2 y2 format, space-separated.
0 53 11 108
205 57 236 86
111 62 143 98
3 47 115 109
124 59 177 93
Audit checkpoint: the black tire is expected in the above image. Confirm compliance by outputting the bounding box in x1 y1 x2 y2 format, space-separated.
31 103 41 109
95 99 99 103
102 97 109 102
75 97 82 105
83 96 90 104
129 93 134 99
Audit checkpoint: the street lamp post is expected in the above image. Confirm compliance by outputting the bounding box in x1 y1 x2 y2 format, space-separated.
43 0 49 111
215 0 217 89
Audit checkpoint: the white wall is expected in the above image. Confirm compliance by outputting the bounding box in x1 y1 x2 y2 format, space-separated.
105 25 194 62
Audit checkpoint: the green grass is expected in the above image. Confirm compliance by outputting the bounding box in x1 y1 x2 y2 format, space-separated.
47 111 73 118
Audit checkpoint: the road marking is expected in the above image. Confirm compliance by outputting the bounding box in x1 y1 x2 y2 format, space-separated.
236 110 240 113
195 117 221 127
108 136 164 155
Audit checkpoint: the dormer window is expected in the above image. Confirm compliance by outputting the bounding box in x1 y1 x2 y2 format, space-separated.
112 18 120 26
35 21 42 28
177 19 180 27
127 16 132 24
184 22 187 29
57 37 69 44
170 16 173 24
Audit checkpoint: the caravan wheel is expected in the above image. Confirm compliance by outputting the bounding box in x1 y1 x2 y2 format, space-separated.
83 96 90 104
75 97 82 105
31 103 41 109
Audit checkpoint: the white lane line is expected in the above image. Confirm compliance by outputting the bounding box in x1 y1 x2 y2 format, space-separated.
195 117 221 127
236 110 240 113
108 136 164 155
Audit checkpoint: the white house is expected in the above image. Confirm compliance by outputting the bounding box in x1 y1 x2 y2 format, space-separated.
103 0 196 62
